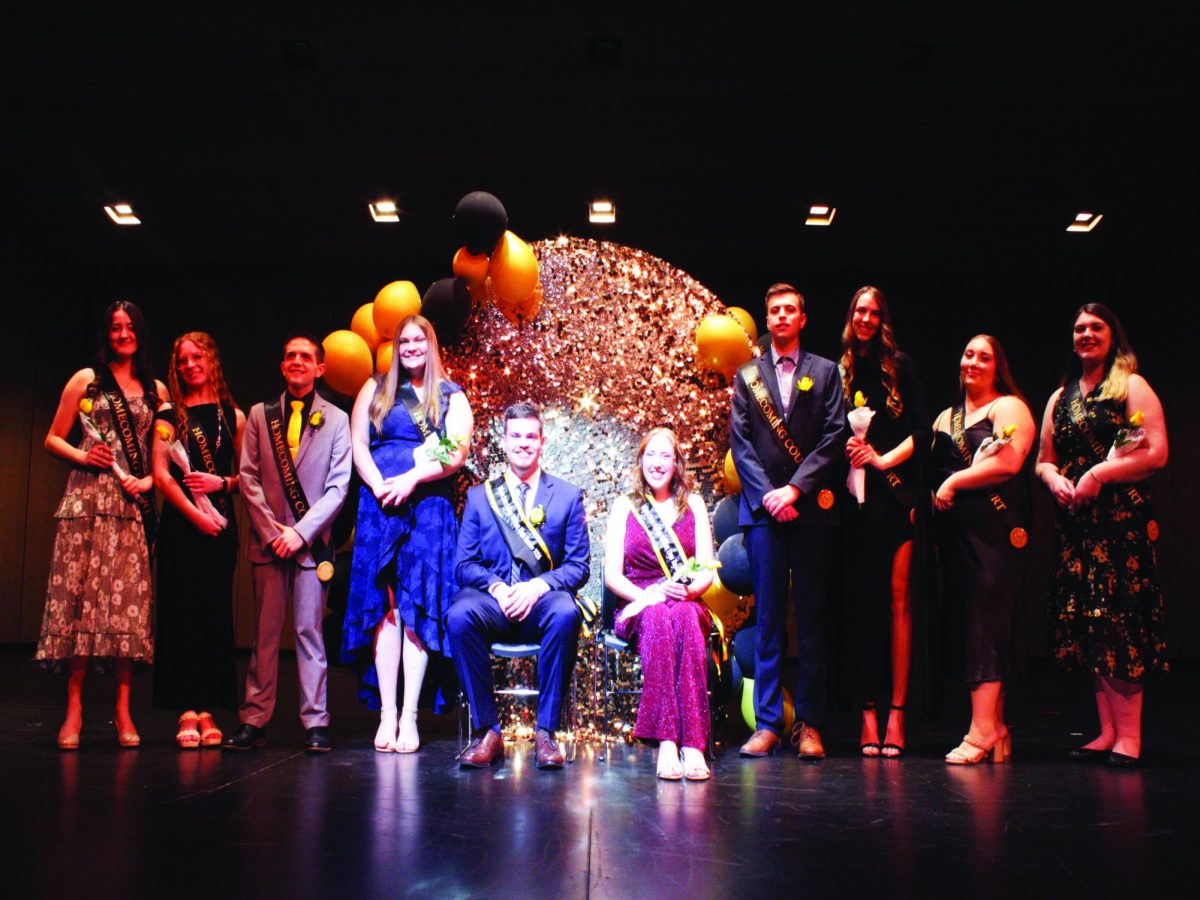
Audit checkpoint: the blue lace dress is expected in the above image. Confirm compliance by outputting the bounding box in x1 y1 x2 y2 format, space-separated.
342 380 461 712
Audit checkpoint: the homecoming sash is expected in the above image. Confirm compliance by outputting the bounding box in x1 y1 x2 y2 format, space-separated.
103 385 158 550
739 360 805 466
189 412 229 519
398 383 435 440
484 477 554 579
629 494 689 581
1065 382 1146 509
263 398 331 566
950 403 1027 548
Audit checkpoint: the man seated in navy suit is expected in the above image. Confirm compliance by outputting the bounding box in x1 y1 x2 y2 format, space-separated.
448 401 590 769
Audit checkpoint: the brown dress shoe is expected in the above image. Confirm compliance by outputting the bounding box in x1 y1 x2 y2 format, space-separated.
534 729 565 769
792 722 826 760
739 728 781 758
459 728 504 768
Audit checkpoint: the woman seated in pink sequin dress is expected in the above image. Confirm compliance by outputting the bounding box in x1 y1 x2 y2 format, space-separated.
604 428 717 781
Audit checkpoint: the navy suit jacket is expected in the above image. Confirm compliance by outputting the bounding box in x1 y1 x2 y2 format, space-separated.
455 471 591 596
729 348 848 528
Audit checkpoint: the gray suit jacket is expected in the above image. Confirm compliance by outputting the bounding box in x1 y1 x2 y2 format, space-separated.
239 391 352 567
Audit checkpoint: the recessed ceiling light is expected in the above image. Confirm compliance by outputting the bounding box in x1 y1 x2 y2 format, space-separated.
104 204 141 225
369 200 400 223
589 199 616 224
1066 211 1102 233
805 205 836 226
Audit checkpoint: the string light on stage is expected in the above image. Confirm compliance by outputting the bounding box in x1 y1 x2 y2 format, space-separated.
1066 211 1102 233
104 203 141 225
805 204 837 226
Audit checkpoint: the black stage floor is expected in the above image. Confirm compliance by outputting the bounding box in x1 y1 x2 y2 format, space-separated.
3 647 1196 899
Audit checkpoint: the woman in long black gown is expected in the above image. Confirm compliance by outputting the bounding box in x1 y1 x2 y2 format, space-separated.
932 334 1034 765
839 286 932 758
152 332 245 749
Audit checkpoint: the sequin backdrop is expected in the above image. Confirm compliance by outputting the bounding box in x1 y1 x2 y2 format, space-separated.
442 236 737 741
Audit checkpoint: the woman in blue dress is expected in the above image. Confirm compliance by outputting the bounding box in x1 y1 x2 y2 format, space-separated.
343 315 473 752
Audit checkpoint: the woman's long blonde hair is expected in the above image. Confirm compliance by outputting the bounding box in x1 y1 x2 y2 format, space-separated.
370 315 449 432
1062 303 1138 402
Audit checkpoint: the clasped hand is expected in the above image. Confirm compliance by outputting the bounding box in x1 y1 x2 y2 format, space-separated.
846 435 881 469
763 484 800 522
493 579 545 621
182 471 223 495
645 580 690 604
375 471 418 508
269 525 305 559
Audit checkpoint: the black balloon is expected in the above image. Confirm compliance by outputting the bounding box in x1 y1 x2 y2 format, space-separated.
422 277 473 341
453 191 508 256
717 532 753 596
712 494 740 544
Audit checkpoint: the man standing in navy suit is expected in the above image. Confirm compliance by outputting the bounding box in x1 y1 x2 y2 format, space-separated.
730 284 847 760
448 401 589 769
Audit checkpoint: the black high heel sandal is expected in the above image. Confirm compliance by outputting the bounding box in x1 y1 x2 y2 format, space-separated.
860 704 881 758
881 704 906 758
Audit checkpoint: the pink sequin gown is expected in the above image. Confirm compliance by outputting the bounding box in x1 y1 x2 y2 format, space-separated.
615 504 712 750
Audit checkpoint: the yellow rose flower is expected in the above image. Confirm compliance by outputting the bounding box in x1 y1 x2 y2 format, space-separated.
529 505 546 526
797 375 814 393
1129 410 1145 427
309 410 325 429
79 397 94 414
1002 424 1017 438
154 423 172 441
853 390 866 408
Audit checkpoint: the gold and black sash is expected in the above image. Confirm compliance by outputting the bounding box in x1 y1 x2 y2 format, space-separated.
629 494 689 580
739 361 805 466
264 398 330 564
189 414 229 519
398 383 435 440
484 477 554 579
103 385 158 550
950 403 1027 548
1064 382 1146 509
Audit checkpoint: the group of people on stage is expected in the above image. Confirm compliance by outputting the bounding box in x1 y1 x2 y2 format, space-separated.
36 283 1169 774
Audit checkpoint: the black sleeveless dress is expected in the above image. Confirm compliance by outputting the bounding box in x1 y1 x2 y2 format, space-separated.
152 403 239 711
932 409 1029 684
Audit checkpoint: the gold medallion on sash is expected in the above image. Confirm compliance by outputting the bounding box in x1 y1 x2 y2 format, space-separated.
817 489 834 510
1009 527 1028 549
316 561 335 582
1147 520 1159 542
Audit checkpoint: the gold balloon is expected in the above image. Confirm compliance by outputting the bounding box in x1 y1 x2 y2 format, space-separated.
695 313 753 381
452 246 491 285
321 330 374 396
489 231 540 306
727 307 758 344
373 281 421 340
350 303 380 348
724 449 741 495
702 573 743 624
375 339 393 375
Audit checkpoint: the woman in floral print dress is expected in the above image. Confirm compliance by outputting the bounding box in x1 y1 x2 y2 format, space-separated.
1036 303 1169 767
37 301 168 749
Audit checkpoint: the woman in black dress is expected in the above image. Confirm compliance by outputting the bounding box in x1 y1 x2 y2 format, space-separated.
1035 304 1168 767
152 332 245 749
932 335 1034 764
839 286 931 758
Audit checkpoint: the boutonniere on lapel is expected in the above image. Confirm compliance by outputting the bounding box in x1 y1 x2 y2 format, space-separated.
528 504 546 526
796 375 814 393
309 410 325 430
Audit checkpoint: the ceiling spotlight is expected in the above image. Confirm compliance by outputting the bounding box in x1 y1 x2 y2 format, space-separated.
104 204 141 225
1066 211 1102 233
369 200 400 223
589 199 616 224
804 205 836 226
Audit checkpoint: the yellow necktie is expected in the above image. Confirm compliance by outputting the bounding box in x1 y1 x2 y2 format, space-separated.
287 400 304 459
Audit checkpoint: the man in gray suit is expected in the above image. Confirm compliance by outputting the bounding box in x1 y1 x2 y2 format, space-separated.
223 333 351 753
